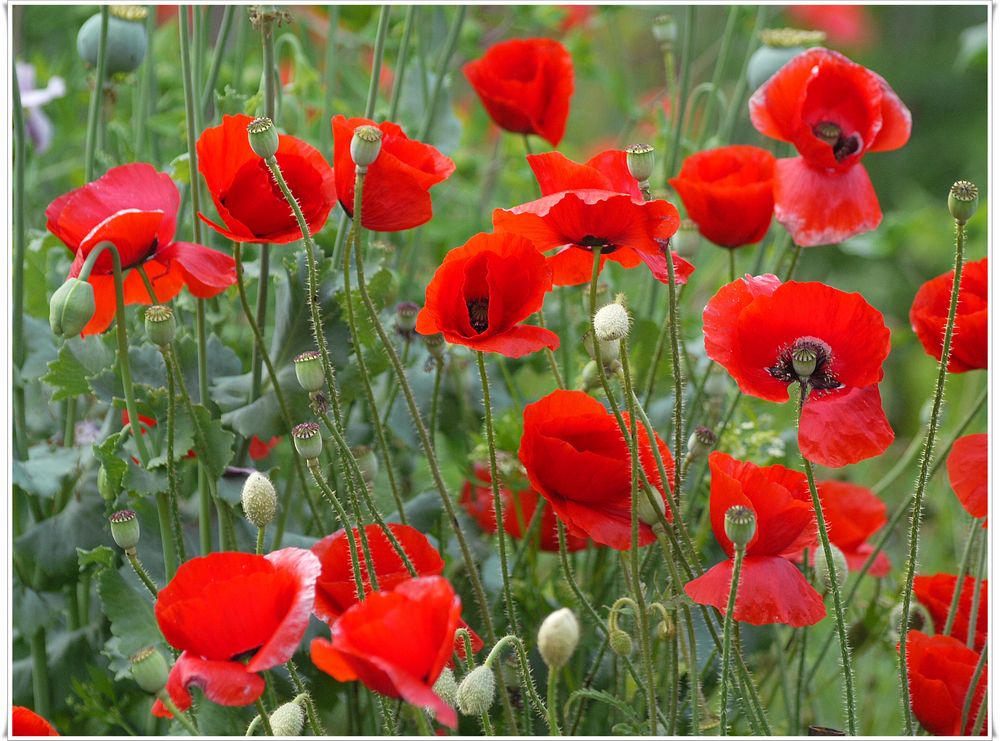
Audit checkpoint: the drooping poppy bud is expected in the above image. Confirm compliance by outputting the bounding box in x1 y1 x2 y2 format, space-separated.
49 278 96 339
246 116 280 160
109 509 140 551
268 702 305 737
352 445 378 487
537 608 580 670
814 544 848 590
130 646 169 694
433 667 459 708
144 305 176 347
610 629 633 657
456 665 495 717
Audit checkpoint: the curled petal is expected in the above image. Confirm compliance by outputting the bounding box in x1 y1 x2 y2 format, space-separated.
799 384 894 468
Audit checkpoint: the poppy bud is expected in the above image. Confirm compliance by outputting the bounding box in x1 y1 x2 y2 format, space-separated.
351 125 383 169
584 330 620 370
97 465 115 501
672 219 701 259
241 471 277 529
456 664 495 716
656 616 674 640
537 607 579 670
292 422 323 461
352 445 379 486
395 301 420 336
129 646 169 694
687 425 717 461
814 545 848 591
109 509 140 551
424 332 447 361
49 277 96 339
651 14 677 47
948 180 979 224
247 116 280 160
593 301 631 342
609 629 633 657
637 490 666 527
144 305 176 347
724 505 756 549
888 601 932 643
77 6 148 75
791 346 818 381
268 701 305 737
580 360 602 392
625 144 655 184
293 350 326 393
746 29 826 90
432 667 458 708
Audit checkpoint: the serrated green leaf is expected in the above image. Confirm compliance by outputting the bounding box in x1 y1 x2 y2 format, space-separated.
78 545 117 572
13 498 107 587
12 444 81 498
189 404 235 479
97 566 164 677
123 460 168 496
20 315 58 379
41 336 115 401
93 432 129 497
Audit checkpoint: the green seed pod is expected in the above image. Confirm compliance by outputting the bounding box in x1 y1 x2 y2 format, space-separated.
269 701 305 737
394 301 420 336
49 278 96 339
292 422 323 460
814 545 848 591
109 509 141 551
609 629 634 657
247 116 280 160
686 425 718 462
456 664 495 717
537 607 580 670
948 180 979 224
625 143 655 184
350 125 383 169
144 305 176 347
97 465 115 501
77 6 149 75
293 350 326 393
791 345 818 380
432 667 458 708
746 29 826 90
672 219 701 260
651 14 677 47
241 471 277 529
130 645 169 694
724 505 756 549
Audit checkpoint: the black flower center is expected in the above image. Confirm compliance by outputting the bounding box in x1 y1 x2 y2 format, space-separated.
467 297 489 333
579 235 617 254
812 121 862 162
767 337 841 391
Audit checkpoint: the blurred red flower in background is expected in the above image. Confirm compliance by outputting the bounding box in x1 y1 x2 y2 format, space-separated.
12 707 59 736
703 274 893 467
749 48 910 246
947 433 988 522
197 114 337 243
685 452 825 627
464 38 574 147
913 573 988 652
46 163 236 335
249 435 280 460
903 630 987 735
669 145 776 248
786 5 874 50
909 257 988 373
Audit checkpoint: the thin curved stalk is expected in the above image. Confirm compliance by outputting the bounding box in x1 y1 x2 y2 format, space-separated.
388 6 416 121
365 6 391 118
12 64 28 461
418 6 466 141
84 7 109 181
200 5 235 119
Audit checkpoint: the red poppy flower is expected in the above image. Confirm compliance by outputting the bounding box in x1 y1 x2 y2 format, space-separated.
332 116 455 232
786 5 874 49
518 389 676 550
811 480 890 576
703 274 894 467
196 114 337 243
463 38 574 147
903 630 987 735
947 433 988 522
461 462 589 553
493 151 692 286
12 707 59 736
913 573 988 652
45 163 236 336
669 146 776 248
414 231 559 358
311 576 461 729
909 257 988 373
152 549 320 717
249 435 280 461
684 452 825 627
749 48 910 246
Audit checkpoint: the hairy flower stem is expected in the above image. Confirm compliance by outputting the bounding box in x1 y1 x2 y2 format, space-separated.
964 532 985 650
429 357 444 449
162 353 187 569
286 660 326 735
535 310 566 389
126 549 159 599
156 691 199 735
719 546 745 735
546 667 560 734
306 459 367 602
944 519 982 636
12 64 29 461
797 385 858 735
959 641 987 735
897 213 967 735
477 352 521 638
254 697 274 735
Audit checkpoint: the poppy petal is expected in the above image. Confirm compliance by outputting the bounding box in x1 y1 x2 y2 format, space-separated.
248 548 322 672
157 241 237 298
799 384 894 467
152 651 265 717
946 433 988 521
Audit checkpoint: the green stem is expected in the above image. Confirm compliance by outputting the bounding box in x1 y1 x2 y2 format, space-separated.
11 63 28 461
201 5 235 120
307 459 367 602
782 244 802 282
254 697 274 735
365 6 392 118
163 349 187 566
536 310 566 389
429 357 443 450
388 7 415 121
696 5 739 148
157 692 199 734
897 215 967 735
959 642 987 735
797 386 857 736
255 527 265 556
964 530 985 650
795 607 809 732
719 6 766 142
126 550 160 598
84 6 109 181
154 493 177 581
944 519 981 636
719 547 745 735
286 660 326 735
664 6 694 182
418 6 466 141
322 6 341 151
546 667 560 735
664 247 685 498
30 629 50 719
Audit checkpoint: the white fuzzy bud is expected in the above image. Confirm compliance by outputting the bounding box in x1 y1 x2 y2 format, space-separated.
268 701 305 737
456 665 495 716
432 667 458 708
537 607 580 670
241 471 277 529
814 544 848 590
593 302 630 342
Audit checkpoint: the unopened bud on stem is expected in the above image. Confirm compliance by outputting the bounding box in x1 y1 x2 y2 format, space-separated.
269 701 305 737
456 664 495 716
50 278 96 339
241 471 277 529
814 544 847 591
537 607 580 670
594 301 631 342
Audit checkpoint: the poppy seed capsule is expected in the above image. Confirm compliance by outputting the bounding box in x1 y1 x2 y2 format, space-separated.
292 422 323 460
77 6 148 75
609 629 633 657
247 116 280 160
687 425 718 461
395 301 420 334
888 601 932 643
948 180 979 224
746 29 826 91
651 14 677 47
293 350 325 393
456 664 495 716
625 144 655 184
49 278 96 339
724 505 756 549
109 509 140 551
424 332 447 361
241 471 277 529
129 646 169 694
144 305 176 347
537 607 580 670
593 302 630 342
268 701 305 737
432 667 458 708
792 346 818 380
351 125 383 169
814 544 848 591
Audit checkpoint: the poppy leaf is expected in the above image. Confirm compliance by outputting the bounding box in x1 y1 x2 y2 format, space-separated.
187 404 235 480
11 444 81 499
96 565 166 679
123 459 168 496
41 336 115 401
14 498 107 586
92 433 129 497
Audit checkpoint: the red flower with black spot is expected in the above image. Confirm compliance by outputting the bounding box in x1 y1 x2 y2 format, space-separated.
332 116 455 232
913 573 988 652
703 274 894 467
415 231 559 357
669 145 776 248
749 48 910 246
685 452 825 627
463 38 574 147
811 480 890 576
152 549 320 717
197 114 337 243
45 163 236 336
518 389 676 550
311 576 462 729
12 707 59 736
909 257 988 373
493 150 692 286
947 433 988 523
461 462 589 553
903 630 987 735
